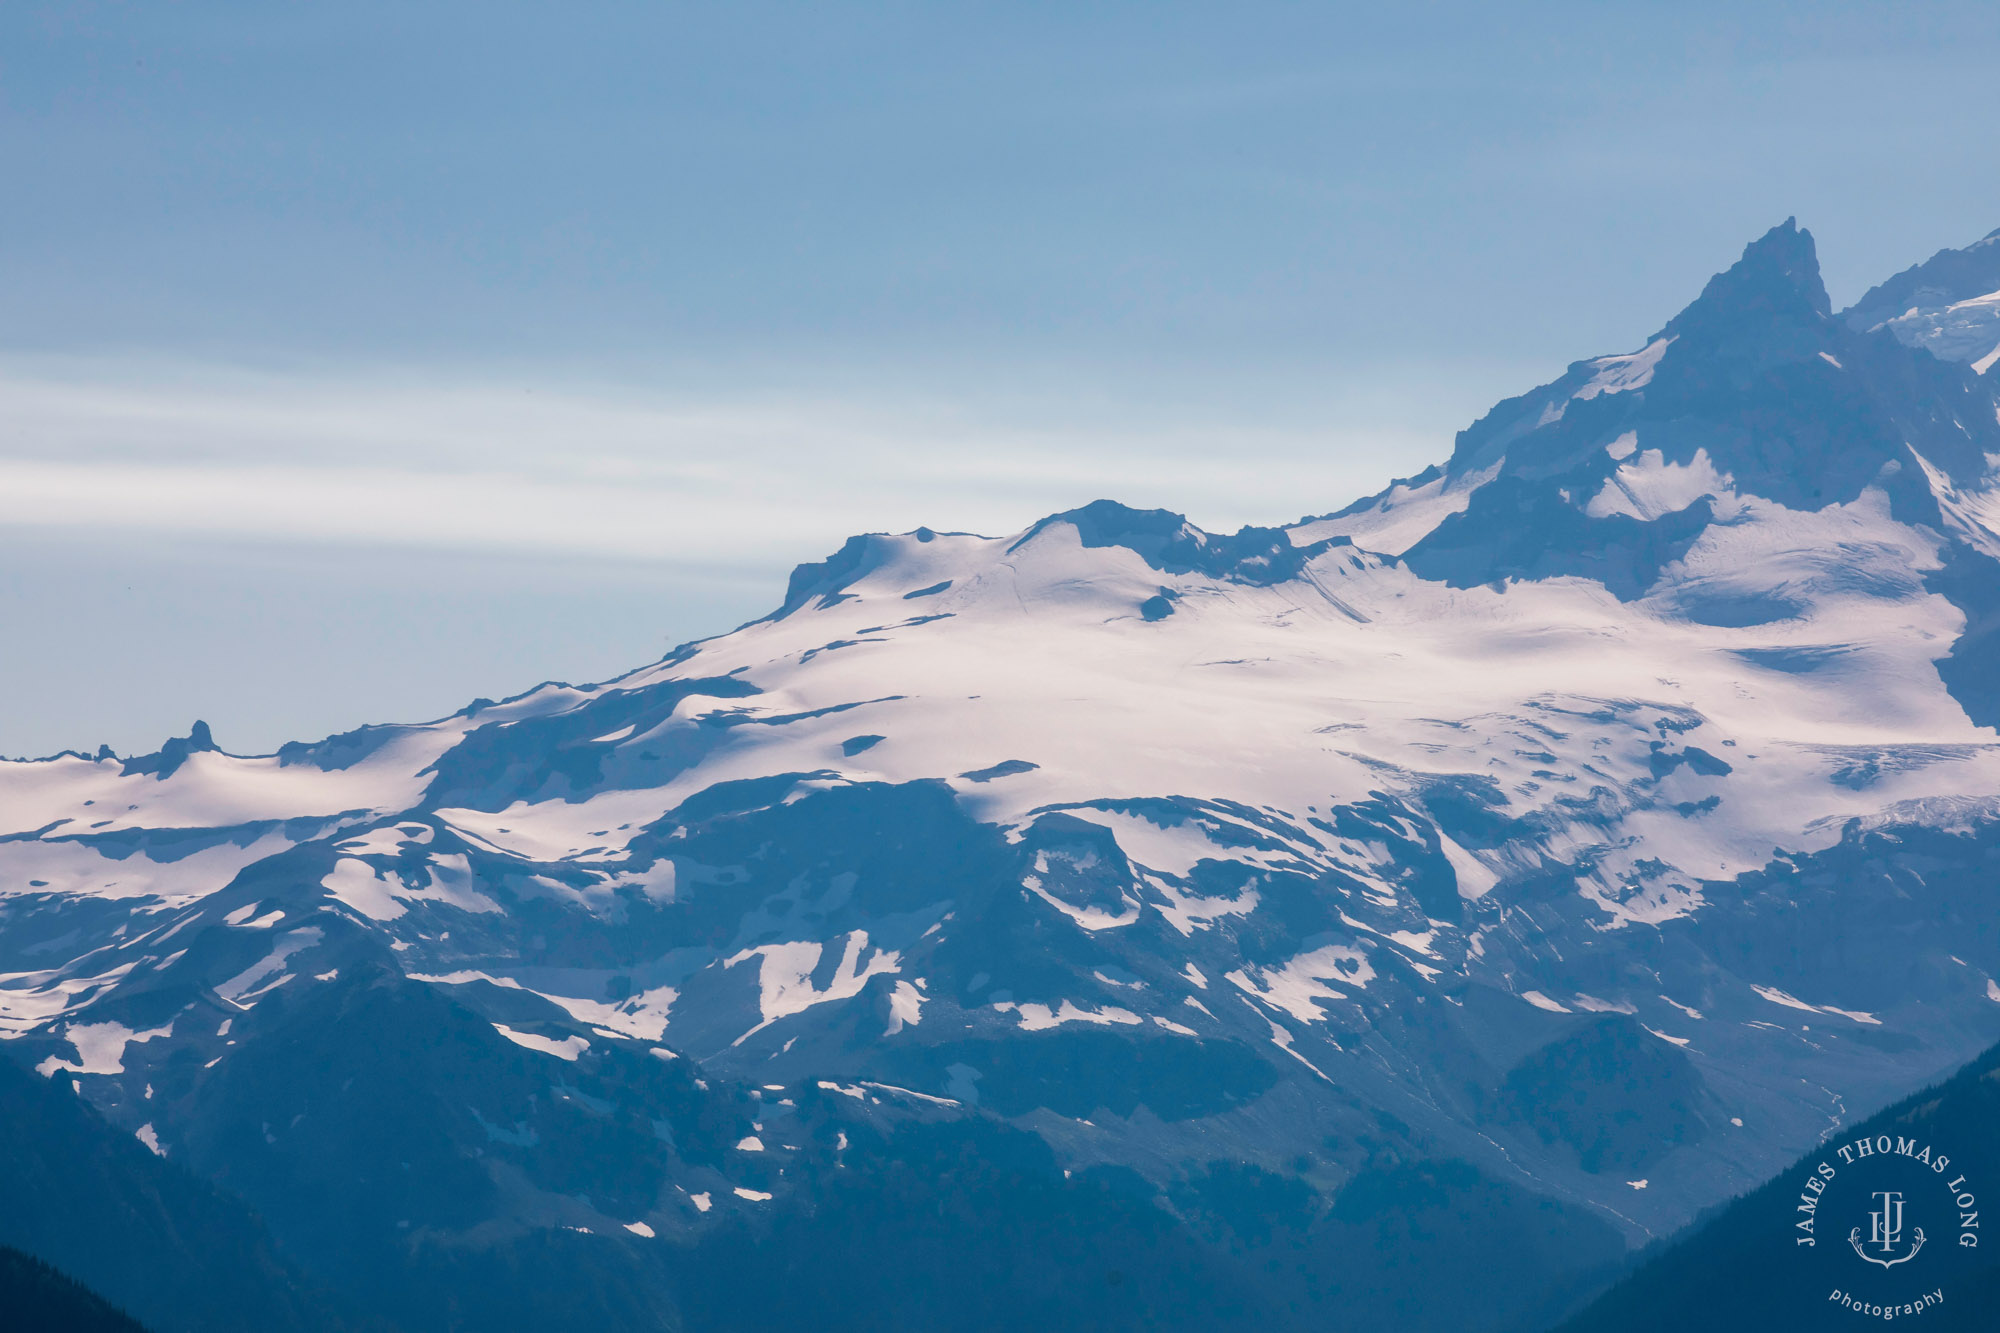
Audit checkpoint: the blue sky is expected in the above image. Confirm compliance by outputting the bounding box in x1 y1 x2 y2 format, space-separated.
5 2 1999 756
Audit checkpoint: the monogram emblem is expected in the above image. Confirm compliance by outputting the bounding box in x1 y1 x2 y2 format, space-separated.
1848 1190 1926 1268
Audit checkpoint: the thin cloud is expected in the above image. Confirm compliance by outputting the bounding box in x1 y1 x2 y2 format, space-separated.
0 358 1455 564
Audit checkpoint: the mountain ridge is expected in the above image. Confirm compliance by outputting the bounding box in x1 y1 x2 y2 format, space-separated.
8 218 2000 1332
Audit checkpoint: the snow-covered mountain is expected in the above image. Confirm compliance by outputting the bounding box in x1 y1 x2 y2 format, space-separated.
1847 225 2000 374
7 219 2000 1333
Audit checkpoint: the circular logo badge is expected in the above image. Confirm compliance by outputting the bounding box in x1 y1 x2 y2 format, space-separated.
1790 1131 1978 1322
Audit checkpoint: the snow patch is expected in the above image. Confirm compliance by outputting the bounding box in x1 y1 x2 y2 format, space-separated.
216 929 322 1007
1226 945 1372 1024
36 1019 174 1077
323 858 407 921
998 1000 1143 1032
1751 985 1881 1025
727 931 900 1042
885 979 925 1035
334 824 433 856
1574 337 1673 400
1586 447 1734 522
1438 834 1498 900
492 1024 590 1060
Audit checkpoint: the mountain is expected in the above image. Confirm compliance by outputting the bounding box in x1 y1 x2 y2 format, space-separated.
1555 1032 2000 1332
6 219 2000 1331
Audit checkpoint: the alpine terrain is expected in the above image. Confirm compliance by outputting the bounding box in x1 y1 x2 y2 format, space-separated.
7 219 2000 1332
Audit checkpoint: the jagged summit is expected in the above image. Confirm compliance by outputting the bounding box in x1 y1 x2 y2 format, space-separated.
118 720 222 779
1669 217 1833 332
1289 217 2000 615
